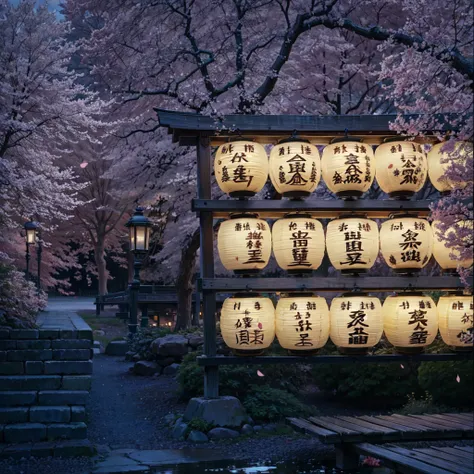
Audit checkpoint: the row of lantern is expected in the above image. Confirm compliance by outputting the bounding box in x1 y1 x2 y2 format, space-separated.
217 214 473 275
221 293 474 355
215 139 471 199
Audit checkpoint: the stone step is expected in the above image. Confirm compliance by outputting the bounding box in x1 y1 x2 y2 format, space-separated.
0 439 95 459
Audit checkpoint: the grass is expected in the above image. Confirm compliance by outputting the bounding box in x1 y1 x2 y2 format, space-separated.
77 310 128 347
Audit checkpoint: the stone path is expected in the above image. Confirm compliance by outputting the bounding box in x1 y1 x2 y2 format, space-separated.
37 311 92 331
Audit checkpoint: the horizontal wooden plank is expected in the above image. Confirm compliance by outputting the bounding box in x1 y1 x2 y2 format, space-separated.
414 448 474 469
430 414 474 430
199 276 471 292
335 416 399 439
354 443 451 474
443 413 474 423
286 417 340 443
196 353 473 366
390 446 471 474
317 416 383 439
192 198 433 219
437 447 474 460
307 417 365 442
454 446 474 453
407 415 466 434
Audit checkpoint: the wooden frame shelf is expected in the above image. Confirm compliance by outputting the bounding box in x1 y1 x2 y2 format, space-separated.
192 199 432 219
200 276 471 293
197 353 474 366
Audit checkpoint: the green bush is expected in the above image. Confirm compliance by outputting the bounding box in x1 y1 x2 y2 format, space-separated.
396 392 446 415
243 385 316 422
187 417 214 433
418 361 473 408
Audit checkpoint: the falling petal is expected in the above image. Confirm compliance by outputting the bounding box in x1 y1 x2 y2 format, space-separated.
80 162 88 168
258 322 263 329
456 375 460 383
257 370 264 377
400 364 404 369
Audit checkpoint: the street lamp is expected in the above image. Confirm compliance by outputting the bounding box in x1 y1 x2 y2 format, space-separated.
125 207 151 335
24 221 38 282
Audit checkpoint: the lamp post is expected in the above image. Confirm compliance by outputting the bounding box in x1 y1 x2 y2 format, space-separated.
24 221 38 282
126 207 151 335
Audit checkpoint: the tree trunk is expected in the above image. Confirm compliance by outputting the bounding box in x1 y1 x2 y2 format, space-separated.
95 243 108 295
174 228 201 331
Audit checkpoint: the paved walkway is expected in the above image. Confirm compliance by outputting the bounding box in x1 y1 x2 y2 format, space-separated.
37 310 92 331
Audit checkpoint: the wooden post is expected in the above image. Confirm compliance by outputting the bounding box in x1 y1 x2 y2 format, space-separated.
197 134 218 399
335 444 360 470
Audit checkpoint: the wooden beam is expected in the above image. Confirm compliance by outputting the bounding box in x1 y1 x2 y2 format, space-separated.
192 199 432 218
199 276 470 292
197 353 473 366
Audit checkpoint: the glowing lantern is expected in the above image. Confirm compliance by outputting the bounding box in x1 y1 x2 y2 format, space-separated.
329 294 383 354
427 141 471 192
326 216 379 274
380 216 433 273
269 139 320 198
383 294 438 353
375 141 427 198
275 294 329 354
220 295 275 355
214 140 268 197
438 295 473 350
321 139 375 199
217 214 271 274
432 220 473 271
272 215 325 273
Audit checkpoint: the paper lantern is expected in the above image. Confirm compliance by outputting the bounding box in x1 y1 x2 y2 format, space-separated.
269 139 320 198
215 140 268 197
438 295 473 350
380 216 433 273
272 215 325 273
383 295 438 353
321 140 375 199
220 296 275 355
427 141 471 192
375 141 427 198
326 217 379 274
330 294 383 354
432 220 473 271
217 214 271 274
275 294 329 354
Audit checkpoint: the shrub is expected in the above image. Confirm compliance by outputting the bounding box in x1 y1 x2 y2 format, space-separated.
243 385 316 422
129 326 172 359
187 417 214 433
396 392 446 415
418 361 473 408
0 257 45 328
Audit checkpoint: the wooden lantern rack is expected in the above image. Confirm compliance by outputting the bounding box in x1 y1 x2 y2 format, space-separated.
156 109 473 398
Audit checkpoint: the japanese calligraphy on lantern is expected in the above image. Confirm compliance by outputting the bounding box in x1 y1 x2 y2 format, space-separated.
269 141 320 197
220 297 275 353
275 296 329 352
272 217 325 271
375 141 427 197
383 295 438 352
438 295 474 348
321 141 375 198
214 140 269 197
326 217 379 273
380 217 433 272
330 296 383 352
217 216 271 272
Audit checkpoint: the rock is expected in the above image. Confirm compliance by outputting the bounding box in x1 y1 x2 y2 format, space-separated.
133 361 159 376
171 422 188 440
93 341 101 348
163 363 180 376
208 427 240 440
105 340 128 356
151 335 189 357
183 396 250 428
156 357 176 367
163 414 175 426
187 430 209 443
132 354 141 362
93 329 105 337
187 335 204 349
241 424 254 435
262 423 279 433
253 425 262 432
125 351 135 361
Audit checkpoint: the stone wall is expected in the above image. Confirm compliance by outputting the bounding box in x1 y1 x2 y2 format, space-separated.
0 327 93 445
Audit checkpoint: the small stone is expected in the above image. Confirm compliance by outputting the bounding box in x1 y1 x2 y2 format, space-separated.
187 335 204 349
93 329 105 337
262 423 278 433
132 354 141 362
163 363 180 376
105 340 129 356
93 340 101 348
133 360 159 376
241 424 254 435
188 430 209 443
156 356 175 367
125 351 135 361
253 425 262 432
163 414 175 426
151 334 188 357
208 427 240 440
171 422 188 440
